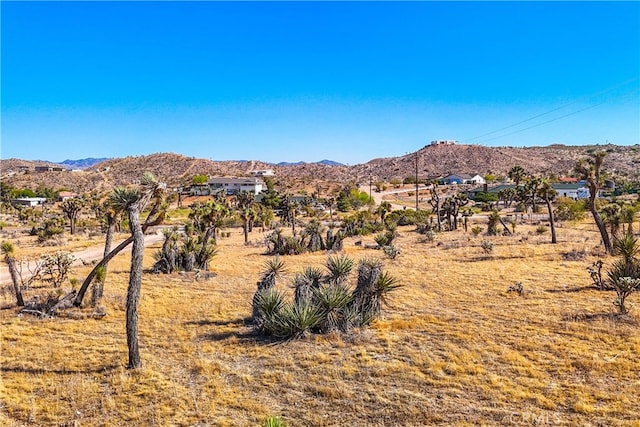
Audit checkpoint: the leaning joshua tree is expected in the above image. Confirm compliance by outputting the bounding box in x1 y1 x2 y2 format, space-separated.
73 174 166 307
108 173 165 369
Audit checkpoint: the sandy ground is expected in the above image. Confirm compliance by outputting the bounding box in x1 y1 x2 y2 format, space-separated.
0 232 165 285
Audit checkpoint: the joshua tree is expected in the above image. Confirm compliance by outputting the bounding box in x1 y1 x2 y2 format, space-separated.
235 191 255 245
575 151 613 254
537 179 558 244
428 182 443 231
508 165 527 187
376 201 392 224
60 197 85 235
109 174 160 369
1 241 24 306
73 173 166 307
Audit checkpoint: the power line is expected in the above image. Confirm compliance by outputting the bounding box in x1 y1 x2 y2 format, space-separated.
461 77 639 144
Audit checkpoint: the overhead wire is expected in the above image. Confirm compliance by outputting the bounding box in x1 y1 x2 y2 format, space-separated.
460 77 639 144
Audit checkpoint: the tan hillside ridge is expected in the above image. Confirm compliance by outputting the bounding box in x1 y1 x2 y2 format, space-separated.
2 144 639 194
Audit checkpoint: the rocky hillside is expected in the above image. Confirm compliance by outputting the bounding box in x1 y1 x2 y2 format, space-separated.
356 143 640 183
2 144 638 195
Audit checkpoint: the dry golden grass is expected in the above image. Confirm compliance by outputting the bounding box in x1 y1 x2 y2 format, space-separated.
1 218 639 426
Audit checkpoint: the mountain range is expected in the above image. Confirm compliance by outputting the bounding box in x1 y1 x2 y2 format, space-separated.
1 144 638 195
57 158 110 169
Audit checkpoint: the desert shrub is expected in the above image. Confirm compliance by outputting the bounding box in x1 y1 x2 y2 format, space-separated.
480 240 494 255
612 277 640 315
535 225 548 235
387 209 430 226
382 244 400 259
263 416 286 427
507 282 525 296
374 230 396 247
562 249 586 261
421 229 437 243
40 251 75 287
32 216 65 242
554 197 587 221
587 260 607 290
471 226 483 236
325 228 346 252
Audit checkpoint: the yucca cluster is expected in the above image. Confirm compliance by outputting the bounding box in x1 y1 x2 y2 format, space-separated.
252 255 401 339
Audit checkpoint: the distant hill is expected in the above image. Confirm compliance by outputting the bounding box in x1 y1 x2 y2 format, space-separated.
2 144 638 195
58 158 110 169
277 160 344 166
276 161 306 166
318 159 344 166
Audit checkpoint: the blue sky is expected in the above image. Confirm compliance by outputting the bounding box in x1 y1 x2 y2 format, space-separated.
2 1 639 165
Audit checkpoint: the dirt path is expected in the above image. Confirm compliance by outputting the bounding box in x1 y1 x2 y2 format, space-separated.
359 184 433 210
0 232 165 285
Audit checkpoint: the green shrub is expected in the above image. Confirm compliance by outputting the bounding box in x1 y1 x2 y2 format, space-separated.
553 197 587 221
480 240 494 254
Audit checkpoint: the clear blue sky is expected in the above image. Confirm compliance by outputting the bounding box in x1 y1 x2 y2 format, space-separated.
2 1 639 165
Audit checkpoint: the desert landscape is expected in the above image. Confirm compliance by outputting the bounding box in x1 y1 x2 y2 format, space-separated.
1 144 639 426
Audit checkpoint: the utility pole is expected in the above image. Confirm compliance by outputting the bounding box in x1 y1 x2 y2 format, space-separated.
415 151 419 210
369 165 372 204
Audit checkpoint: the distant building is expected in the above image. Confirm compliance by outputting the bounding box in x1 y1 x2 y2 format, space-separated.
552 183 592 200
12 197 47 207
190 177 264 196
249 169 275 177
430 140 457 146
442 173 484 185
58 191 79 202
35 166 65 173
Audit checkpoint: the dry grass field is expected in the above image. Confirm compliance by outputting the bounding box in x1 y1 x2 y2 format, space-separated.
1 217 639 426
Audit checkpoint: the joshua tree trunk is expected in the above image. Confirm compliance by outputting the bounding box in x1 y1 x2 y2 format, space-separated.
544 197 557 244
6 255 25 307
589 198 613 254
125 204 144 369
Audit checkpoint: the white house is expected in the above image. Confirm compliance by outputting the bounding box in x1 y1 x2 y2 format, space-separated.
206 177 264 195
12 197 47 207
442 173 485 185
552 183 591 200
249 169 275 177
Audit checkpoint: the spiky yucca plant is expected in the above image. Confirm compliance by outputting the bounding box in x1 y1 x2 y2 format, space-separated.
265 302 323 339
253 288 287 333
252 258 287 325
313 283 353 332
254 256 401 339
325 255 354 285
293 266 324 306
607 232 640 287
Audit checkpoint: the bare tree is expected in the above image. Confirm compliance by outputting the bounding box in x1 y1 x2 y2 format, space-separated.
575 151 613 254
